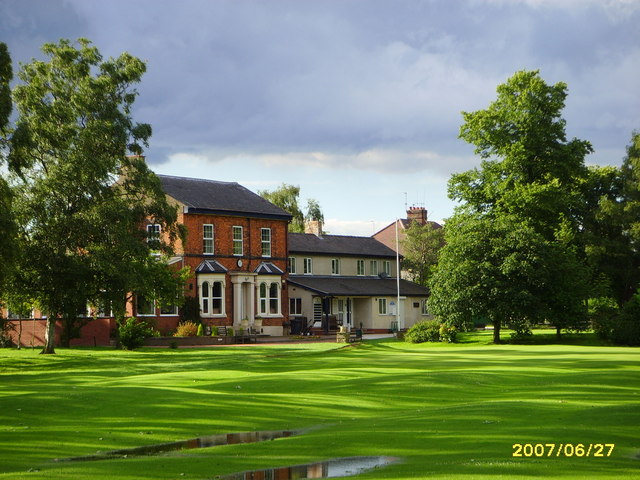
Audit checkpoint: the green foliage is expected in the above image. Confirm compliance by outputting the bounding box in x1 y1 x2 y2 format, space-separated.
433 71 594 343
0 43 16 298
430 213 590 343
401 221 445 286
588 297 619 340
0 42 12 131
258 183 324 233
118 317 155 350
179 295 201 324
305 198 324 222
196 323 203 337
211 326 219 336
611 295 640 346
405 320 456 343
588 295 640 346
2 38 186 353
438 323 457 343
258 183 305 232
174 321 198 337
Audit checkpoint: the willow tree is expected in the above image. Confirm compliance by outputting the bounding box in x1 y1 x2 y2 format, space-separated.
5 39 185 353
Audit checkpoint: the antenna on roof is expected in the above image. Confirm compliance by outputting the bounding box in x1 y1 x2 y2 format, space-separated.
403 192 407 212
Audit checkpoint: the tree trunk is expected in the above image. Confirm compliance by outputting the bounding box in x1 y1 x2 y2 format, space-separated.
493 319 501 344
40 315 56 354
556 326 562 340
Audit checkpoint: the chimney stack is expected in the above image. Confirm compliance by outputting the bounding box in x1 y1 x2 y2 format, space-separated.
406 206 427 225
305 220 323 237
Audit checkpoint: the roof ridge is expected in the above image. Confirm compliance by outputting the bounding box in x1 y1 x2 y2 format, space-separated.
155 173 237 185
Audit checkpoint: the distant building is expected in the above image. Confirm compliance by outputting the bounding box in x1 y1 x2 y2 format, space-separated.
287 221 431 334
144 174 292 336
372 206 442 257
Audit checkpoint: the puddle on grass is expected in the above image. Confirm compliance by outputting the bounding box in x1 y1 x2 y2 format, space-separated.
216 456 398 480
55 429 302 462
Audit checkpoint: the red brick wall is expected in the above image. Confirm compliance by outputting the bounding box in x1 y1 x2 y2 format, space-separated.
139 213 290 328
6 317 116 347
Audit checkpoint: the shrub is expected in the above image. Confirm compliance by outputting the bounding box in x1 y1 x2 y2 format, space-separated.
174 321 198 337
405 320 441 343
588 297 619 340
118 317 155 350
611 295 640 346
439 323 457 343
211 326 218 336
179 296 201 324
196 324 203 336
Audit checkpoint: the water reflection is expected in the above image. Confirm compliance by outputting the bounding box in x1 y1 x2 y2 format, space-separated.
56 429 302 462
216 456 397 479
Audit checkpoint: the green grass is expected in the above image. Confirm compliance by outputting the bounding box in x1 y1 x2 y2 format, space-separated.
0 332 638 479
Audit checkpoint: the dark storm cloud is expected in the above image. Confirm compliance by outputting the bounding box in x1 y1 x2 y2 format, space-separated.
2 0 638 173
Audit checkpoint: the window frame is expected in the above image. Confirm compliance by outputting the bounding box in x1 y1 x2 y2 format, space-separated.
289 297 302 316
383 260 391 276
370 260 378 276
378 298 387 315
421 299 429 315
232 226 243 256
356 259 365 276
136 294 156 316
200 278 225 317
261 228 272 257
331 258 340 275
203 224 214 254
303 257 313 275
258 281 281 316
288 257 297 274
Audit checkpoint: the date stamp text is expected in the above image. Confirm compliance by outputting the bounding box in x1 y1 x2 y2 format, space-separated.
512 443 615 457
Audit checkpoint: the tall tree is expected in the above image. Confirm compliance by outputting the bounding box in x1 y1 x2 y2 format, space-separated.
453 70 592 238
401 221 445 287
433 70 592 342
259 183 324 233
259 183 305 232
430 214 589 343
0 43 16 298
5 39 185 353
621 131 640 282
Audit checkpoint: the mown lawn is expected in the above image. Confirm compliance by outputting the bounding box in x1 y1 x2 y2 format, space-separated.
0 332 638 479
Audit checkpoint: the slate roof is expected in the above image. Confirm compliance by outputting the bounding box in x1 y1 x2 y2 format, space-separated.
288 275 429 297
195 260 228 273
158 175 292 220
254 262 284 275
288 233 399 258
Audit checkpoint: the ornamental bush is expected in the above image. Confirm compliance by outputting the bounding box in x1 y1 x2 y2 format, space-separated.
405 320 441 343
174 321 198 337
118 317 156 350
439 323 458 343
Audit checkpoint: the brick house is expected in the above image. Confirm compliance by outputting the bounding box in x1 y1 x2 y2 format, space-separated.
373 206 442 257
141 175 292 336
287 221 431 334
2 174 292 346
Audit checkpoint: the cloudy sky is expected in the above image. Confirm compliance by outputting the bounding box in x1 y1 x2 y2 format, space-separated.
2 0 639 234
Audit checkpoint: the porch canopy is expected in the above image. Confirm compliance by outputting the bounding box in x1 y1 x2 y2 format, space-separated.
287 275 429 297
